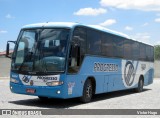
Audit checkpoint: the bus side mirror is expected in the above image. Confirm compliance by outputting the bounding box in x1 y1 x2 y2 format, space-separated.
6 43 10 57
6 41 16 58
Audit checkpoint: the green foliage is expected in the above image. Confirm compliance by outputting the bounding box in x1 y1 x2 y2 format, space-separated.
154 45 160 60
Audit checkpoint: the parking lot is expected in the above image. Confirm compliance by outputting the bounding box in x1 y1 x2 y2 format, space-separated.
0 78 160 109
0 78 160 118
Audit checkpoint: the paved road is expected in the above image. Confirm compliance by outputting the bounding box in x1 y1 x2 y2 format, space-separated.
0 78 160 118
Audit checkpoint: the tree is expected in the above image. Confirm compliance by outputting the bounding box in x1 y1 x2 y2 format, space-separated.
154 45 160 60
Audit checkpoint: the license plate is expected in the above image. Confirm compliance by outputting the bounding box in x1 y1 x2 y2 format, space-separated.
26 88 36 94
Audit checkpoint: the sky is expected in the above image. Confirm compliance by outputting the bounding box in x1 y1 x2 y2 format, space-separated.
0 0 160 52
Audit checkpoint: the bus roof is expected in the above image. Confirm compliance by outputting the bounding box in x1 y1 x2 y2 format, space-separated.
87 25 130 39
22 22 130 39
22 22 77 29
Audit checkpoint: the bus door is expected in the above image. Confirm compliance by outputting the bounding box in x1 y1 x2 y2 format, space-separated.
104 75 114 92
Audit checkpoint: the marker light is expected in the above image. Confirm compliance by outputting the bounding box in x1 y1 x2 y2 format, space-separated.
57 90 61 94
10 78 19 83
46 81 63 86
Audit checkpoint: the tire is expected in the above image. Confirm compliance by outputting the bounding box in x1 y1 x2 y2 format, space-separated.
80 79 93 103
38 96 48 100
135 77 144 92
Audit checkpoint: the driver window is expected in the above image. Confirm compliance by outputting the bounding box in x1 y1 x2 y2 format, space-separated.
68 27 87 73
15 42 25 63
15 31 35 63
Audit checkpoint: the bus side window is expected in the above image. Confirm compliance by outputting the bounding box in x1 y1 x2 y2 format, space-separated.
68 27 87 73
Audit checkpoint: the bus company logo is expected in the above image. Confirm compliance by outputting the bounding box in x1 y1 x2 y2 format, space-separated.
94 62 118 72
124 61 135 87
37 76 58 82
22 75 32 83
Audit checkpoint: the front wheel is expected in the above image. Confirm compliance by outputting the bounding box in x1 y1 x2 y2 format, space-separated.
135 77 144 92
80 79 93 103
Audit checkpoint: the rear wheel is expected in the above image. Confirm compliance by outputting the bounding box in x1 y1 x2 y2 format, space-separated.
135 77 144 92
80 79 93 103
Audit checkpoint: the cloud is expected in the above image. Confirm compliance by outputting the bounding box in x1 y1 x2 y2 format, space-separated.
5 14 15 19
125 26 133 31
100 0 160 11
156 13 160 16
0 30 8 34
74 8 107 16
99 19 116 27
131 33 151 44
142 22 149 26
0 49 3 52
155 18 160 22
154 41 160 45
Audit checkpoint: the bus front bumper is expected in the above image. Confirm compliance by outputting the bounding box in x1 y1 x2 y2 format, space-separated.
10 82 66 99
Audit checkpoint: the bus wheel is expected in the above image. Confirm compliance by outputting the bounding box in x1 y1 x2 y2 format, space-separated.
135 77 144 92
80 79 93 103
38 96 48 100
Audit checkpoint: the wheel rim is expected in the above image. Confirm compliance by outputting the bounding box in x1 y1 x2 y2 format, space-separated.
86 85 92 98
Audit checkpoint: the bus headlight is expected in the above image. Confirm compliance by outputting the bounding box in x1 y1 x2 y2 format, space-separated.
10 78 19 83
46 81 63 86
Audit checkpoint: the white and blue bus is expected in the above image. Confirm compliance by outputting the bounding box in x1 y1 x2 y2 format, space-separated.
6 22 154 103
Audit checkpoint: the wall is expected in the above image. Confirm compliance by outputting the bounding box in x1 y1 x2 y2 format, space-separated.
0 57 160 78
154 60 160 78
0 57 11 77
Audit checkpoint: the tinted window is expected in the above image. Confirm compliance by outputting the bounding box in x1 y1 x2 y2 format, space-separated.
73 27 87 57
71 27 154 62
146 46 151 61
139 43 146 61
132 42 139 60
150 47 154 62
113 36 123 58
87 29 101 55
124 39 132 59
101 33 113 57
68 27 87 73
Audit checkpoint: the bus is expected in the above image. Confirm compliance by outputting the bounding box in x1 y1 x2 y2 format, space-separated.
6 22 154 103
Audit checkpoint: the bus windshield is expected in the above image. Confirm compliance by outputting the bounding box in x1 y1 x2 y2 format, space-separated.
12 28 70 74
